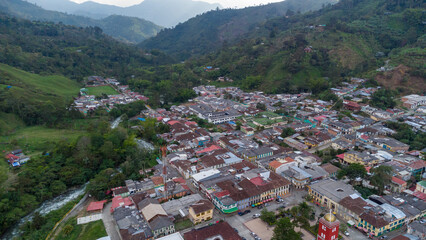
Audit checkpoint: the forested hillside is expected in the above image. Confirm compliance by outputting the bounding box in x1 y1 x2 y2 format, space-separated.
0 0 162 43
140 0 338 60
188 0 425 94
0 14 172 81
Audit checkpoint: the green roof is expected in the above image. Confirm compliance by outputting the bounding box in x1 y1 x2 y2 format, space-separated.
419 181 426 188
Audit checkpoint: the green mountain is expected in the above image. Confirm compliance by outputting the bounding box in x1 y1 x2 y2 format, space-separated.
27 0 222 28
139 0 338 60
188 0 425 94
0 0 162 43
0 13 172 82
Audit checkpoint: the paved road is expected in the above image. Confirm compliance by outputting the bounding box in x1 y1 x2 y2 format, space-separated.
102 202 121 240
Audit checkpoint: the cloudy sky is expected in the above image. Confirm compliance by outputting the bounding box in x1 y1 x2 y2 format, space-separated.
70 0 283 8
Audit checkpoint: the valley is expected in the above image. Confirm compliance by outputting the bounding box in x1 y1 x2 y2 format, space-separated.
0 0 424 240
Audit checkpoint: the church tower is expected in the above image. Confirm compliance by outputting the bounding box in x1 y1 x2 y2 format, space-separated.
317 212 340 240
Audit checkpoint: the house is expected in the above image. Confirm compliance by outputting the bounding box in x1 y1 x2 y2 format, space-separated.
282 166 312 189
407 221 425 240
188 199 215 224
184 221 242 240
389 177 407 193
308 179 358 211
138 198 175 238
337 195 370 226
370 137 409 153
268 157 296 174
342 151 380 167
321 163 340 178
113 207 154 240
416 181 426 194
87 200 107 214
358 204 406 238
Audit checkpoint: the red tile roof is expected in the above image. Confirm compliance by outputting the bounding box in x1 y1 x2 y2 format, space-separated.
337 154 345 160
214 190 230 198
196 145 222 154
167 120 180 125
87 200 107 212
269 160 283 169
250 176 265 186
111 196 133 213
391 176 406 186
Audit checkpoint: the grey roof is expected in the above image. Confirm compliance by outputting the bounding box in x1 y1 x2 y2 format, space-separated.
149 215 174 231
113 207 153 238
161 194 204 216
409 221 426 234
138 198 160 210
309 179 358 203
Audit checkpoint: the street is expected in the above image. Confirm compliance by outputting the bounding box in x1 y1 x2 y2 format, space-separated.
102 202 121 240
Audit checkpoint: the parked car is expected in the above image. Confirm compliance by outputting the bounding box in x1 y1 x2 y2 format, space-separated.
244 209 251 214
344 231 350 236
233 228 238 233
257 205 263 209
238 211 245 216
253 213 261 219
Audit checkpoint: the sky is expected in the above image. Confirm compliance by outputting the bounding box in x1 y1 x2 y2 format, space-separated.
70 0 284 8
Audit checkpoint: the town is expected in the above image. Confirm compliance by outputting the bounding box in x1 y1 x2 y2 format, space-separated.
73 76 149 114
63 79 426 240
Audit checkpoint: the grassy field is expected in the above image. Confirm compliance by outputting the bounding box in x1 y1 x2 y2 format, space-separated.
55 217 107 240
0 63 81 101
175 219 193 231
0 126 86 153
86 86 118 96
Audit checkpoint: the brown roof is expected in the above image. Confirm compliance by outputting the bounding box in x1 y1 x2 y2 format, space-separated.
339 196 369 216
113 187 129 196
269 160 283 169
184 221 242 240
150 176 164 186
321 163 340 174
190 199 215 215
216 172 290 202
359 211 389 228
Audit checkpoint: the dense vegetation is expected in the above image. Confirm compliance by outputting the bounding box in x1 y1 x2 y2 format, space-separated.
0 64 82 127
0 14 172 81
370 89 397 110
141 0 337 60
386 121 426 151
0 0 162 43
173 0 425 94
0 119 149 236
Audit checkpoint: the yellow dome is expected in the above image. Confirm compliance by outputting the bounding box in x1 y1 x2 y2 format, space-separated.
324 213 336 222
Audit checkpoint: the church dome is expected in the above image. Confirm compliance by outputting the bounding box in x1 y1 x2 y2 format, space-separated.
324 213 336 222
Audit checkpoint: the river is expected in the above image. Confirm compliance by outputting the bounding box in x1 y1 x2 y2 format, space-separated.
1 184 87 240
110 115 123 129
136 138 155 151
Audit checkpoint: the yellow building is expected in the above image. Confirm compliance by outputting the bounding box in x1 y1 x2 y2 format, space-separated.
189 199 215 224
342 151 379 167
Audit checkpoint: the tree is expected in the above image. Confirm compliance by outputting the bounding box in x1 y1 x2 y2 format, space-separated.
337 163 367 180
260 209 276 226
256 102 266 111
370 166 393 194
281 127 296 138
272 217 301 240
31 212 45 230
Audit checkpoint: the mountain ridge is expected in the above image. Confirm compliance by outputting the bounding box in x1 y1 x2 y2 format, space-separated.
26 0 222 27
139 0 338 60
1 0 162 43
